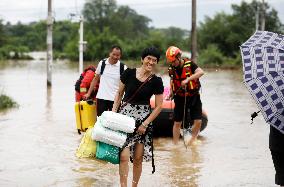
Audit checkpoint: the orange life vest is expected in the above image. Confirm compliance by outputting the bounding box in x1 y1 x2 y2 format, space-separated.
168 60 200 97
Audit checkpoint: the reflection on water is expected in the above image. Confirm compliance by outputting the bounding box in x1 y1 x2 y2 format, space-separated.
45 86 53 122
0 60 275 186
168 144 201 186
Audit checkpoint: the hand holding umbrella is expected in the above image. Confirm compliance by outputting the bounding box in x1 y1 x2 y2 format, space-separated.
241 30 284 134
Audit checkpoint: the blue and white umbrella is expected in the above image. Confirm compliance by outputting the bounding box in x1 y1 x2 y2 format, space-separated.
240 30 284 134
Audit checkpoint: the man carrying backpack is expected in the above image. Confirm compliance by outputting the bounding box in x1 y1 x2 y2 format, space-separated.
84 45 127 116
166 46 204 146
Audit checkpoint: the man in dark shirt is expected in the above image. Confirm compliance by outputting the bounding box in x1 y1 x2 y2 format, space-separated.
269 126 284 187
166 46 204 146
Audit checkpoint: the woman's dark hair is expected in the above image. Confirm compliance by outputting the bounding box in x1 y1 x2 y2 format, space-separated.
141 46 160 62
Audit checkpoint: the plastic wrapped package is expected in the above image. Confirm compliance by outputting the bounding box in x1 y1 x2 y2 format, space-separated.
91 118 127 148
100 111 136 133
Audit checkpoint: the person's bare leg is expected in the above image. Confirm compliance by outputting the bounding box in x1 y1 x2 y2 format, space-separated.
119 147 130 187
188 119 201 146
132 143 144 187
173 121 182 144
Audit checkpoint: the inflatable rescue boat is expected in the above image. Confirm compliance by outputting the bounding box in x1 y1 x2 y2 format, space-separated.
150 87 208 137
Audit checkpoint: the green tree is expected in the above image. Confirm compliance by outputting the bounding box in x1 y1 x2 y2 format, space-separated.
0 20 8 59
65 27 122 61
0 19 7 48
198 13 233 56
54 21 78 52
109 5 151 40
85 27 121 60
64 37 78 61
231 1 283 34
83 0 117 33
198 0 283 59
6 21 31 37
81 0 153 60
4 21 46 51
83 1 151 41
23 21 46 50
199 44 225 65
160 27 190 50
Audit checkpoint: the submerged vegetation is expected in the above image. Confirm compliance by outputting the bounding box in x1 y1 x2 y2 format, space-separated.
0 94 18 110
0 0 283 67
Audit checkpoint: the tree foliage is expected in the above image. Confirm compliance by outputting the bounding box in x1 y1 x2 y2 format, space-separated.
109 5 151 40
0 0 282 66
83 0 117 33
198 0 283 65
0 20 7 48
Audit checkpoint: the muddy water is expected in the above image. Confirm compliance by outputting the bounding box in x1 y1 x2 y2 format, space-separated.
0 60 275 187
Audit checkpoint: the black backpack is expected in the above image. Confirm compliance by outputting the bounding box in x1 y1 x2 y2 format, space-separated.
74 66 96 92
100 58 125 76
74 59 125 92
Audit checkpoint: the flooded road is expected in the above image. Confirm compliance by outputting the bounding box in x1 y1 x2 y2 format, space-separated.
0 60 275 186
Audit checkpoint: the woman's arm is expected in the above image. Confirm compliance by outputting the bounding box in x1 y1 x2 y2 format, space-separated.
112 81 125 112
144 94 163 125
137 94 163 134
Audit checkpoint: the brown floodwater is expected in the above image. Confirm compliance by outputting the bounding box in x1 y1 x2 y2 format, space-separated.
0 60 275 186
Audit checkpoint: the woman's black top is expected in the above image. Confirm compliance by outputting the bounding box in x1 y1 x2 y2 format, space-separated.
120 68 164 105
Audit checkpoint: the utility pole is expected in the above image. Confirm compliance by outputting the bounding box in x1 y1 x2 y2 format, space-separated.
260 0 265 31
70 13 87 75
191 0 197 62
79 16 86 74
47 0 53 86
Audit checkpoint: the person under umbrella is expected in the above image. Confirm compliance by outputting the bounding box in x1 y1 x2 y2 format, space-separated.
241 30 284 187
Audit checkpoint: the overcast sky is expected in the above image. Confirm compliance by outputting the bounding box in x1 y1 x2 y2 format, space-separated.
0 0 283 30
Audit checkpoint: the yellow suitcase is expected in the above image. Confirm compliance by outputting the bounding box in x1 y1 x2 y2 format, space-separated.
75 100 97 134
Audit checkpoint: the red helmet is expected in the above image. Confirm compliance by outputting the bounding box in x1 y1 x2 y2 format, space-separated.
166 46 182 63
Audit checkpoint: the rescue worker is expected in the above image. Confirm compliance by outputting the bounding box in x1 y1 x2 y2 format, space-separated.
166 46 204 146
75 65 98 102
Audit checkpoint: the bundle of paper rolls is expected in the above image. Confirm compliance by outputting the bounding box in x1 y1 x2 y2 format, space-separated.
91 111 136 148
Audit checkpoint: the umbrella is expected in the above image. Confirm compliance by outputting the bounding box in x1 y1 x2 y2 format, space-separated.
240 30 284 134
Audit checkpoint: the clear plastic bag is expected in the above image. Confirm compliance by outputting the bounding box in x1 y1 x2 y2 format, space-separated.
91 117 127 148
100 111 136 133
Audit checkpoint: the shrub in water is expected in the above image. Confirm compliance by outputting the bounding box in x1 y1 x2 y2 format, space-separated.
0 94 18 110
